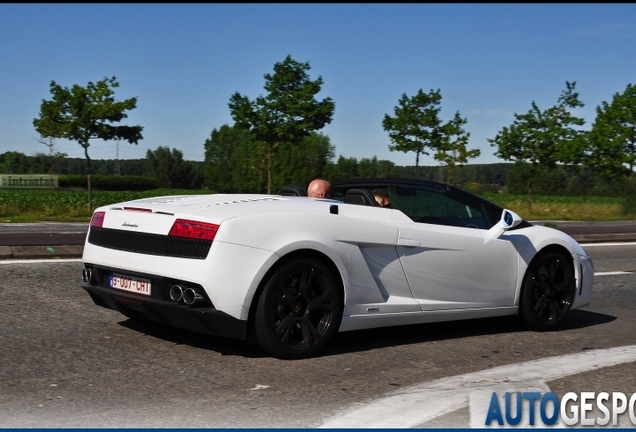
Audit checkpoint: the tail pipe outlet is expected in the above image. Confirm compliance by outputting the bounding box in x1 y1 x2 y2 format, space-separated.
82 267 93 284
169 284 185 302
183 288 205 305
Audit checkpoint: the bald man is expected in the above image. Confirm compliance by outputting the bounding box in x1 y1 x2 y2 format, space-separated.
307 179 331 198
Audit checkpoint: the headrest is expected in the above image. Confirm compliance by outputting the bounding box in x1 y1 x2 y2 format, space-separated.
343 189 379 206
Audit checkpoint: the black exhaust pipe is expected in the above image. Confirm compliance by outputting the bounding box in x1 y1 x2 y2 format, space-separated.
183 288 204 305
169 284 185 302
82 268 92 283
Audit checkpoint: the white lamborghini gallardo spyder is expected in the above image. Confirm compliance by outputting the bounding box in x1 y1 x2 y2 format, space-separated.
81 179 594 359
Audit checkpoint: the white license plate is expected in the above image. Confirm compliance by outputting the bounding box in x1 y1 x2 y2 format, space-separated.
109 273 152 296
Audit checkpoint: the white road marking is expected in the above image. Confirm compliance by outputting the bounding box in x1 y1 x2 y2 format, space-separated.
250 384 271 391
320 345 636 428
595 271 633 276
582 242 636 247
0 258 82 265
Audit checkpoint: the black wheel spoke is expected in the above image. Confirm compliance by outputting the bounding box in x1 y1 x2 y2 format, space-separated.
533 296 548 315
307 292 333 311
298 267 315 297
300 317 321 345
548 259 558 282
309 303 334 313
275 314 295 341
548 300 561 321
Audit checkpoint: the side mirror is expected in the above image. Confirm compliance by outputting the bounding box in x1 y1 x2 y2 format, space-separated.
484 209 522 243
501 209 522 230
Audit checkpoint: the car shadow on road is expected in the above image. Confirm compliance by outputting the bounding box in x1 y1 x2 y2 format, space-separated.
323 309 617 357
560 309 617 330
116 309 615 359
118 318 267 358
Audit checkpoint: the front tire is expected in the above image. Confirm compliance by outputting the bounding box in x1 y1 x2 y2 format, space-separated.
254 257 341 359
520 251 576 331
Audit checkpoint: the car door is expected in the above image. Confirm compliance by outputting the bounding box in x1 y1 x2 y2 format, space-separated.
393 186 519 311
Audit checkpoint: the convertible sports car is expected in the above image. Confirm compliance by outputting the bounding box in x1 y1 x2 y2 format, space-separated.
81 178 594 359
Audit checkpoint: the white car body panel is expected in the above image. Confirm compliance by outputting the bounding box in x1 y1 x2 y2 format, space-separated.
396 223 518 310
81 187 594 354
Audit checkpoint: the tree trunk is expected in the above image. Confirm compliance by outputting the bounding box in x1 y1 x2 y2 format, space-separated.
48 160 55 191
87 172 92 211
446 165 454 185
84 145 92 212
267 150 272 194
414 151 420 179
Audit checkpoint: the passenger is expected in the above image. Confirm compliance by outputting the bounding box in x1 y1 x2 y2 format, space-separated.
374 191 390 207
307 179 331 198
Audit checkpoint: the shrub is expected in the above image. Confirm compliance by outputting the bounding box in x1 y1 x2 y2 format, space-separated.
59 175 157 191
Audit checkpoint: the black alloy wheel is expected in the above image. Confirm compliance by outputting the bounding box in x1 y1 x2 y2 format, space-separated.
254 257 341 359
520 251 576 330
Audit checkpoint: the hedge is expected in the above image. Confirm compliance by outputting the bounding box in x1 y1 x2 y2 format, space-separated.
59 175 157 191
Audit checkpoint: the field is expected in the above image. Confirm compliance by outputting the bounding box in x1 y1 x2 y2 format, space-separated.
0 189 634 223
480 192 634 221
0 189 212 222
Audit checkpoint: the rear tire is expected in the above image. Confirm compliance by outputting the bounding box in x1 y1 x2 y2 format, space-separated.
520 251 575 331
254 257 341 359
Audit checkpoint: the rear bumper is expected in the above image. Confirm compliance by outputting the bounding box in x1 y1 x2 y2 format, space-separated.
82 284 248 340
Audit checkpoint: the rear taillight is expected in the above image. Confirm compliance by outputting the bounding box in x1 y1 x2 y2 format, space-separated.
168 219 219 241
90 211 105 228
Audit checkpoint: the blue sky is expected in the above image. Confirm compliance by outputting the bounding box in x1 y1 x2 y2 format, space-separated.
1 4 635 166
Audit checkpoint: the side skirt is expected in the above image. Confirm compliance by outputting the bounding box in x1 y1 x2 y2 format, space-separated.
338 306 519 332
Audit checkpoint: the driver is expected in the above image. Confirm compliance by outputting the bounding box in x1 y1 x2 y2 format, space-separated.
307 179 331 198
373 191 390 207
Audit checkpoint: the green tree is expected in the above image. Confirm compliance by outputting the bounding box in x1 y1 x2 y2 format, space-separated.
376 159 399 178
33 76 143 209
0 151 30 174
383 89 478 180
434 112 480 185
328 156 359 181
146 146 202 189
204 127 335 193
275 132 335 191
358 156 381 178
586 83 636 184
30 153 52 175
357 156 398 179
383 89 444 178
506 161 567 195
228 55 335 193
204 124 259 192
488 81 585 210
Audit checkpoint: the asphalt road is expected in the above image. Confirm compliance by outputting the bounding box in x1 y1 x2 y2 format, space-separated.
0 243 634 427
0 222 88 246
